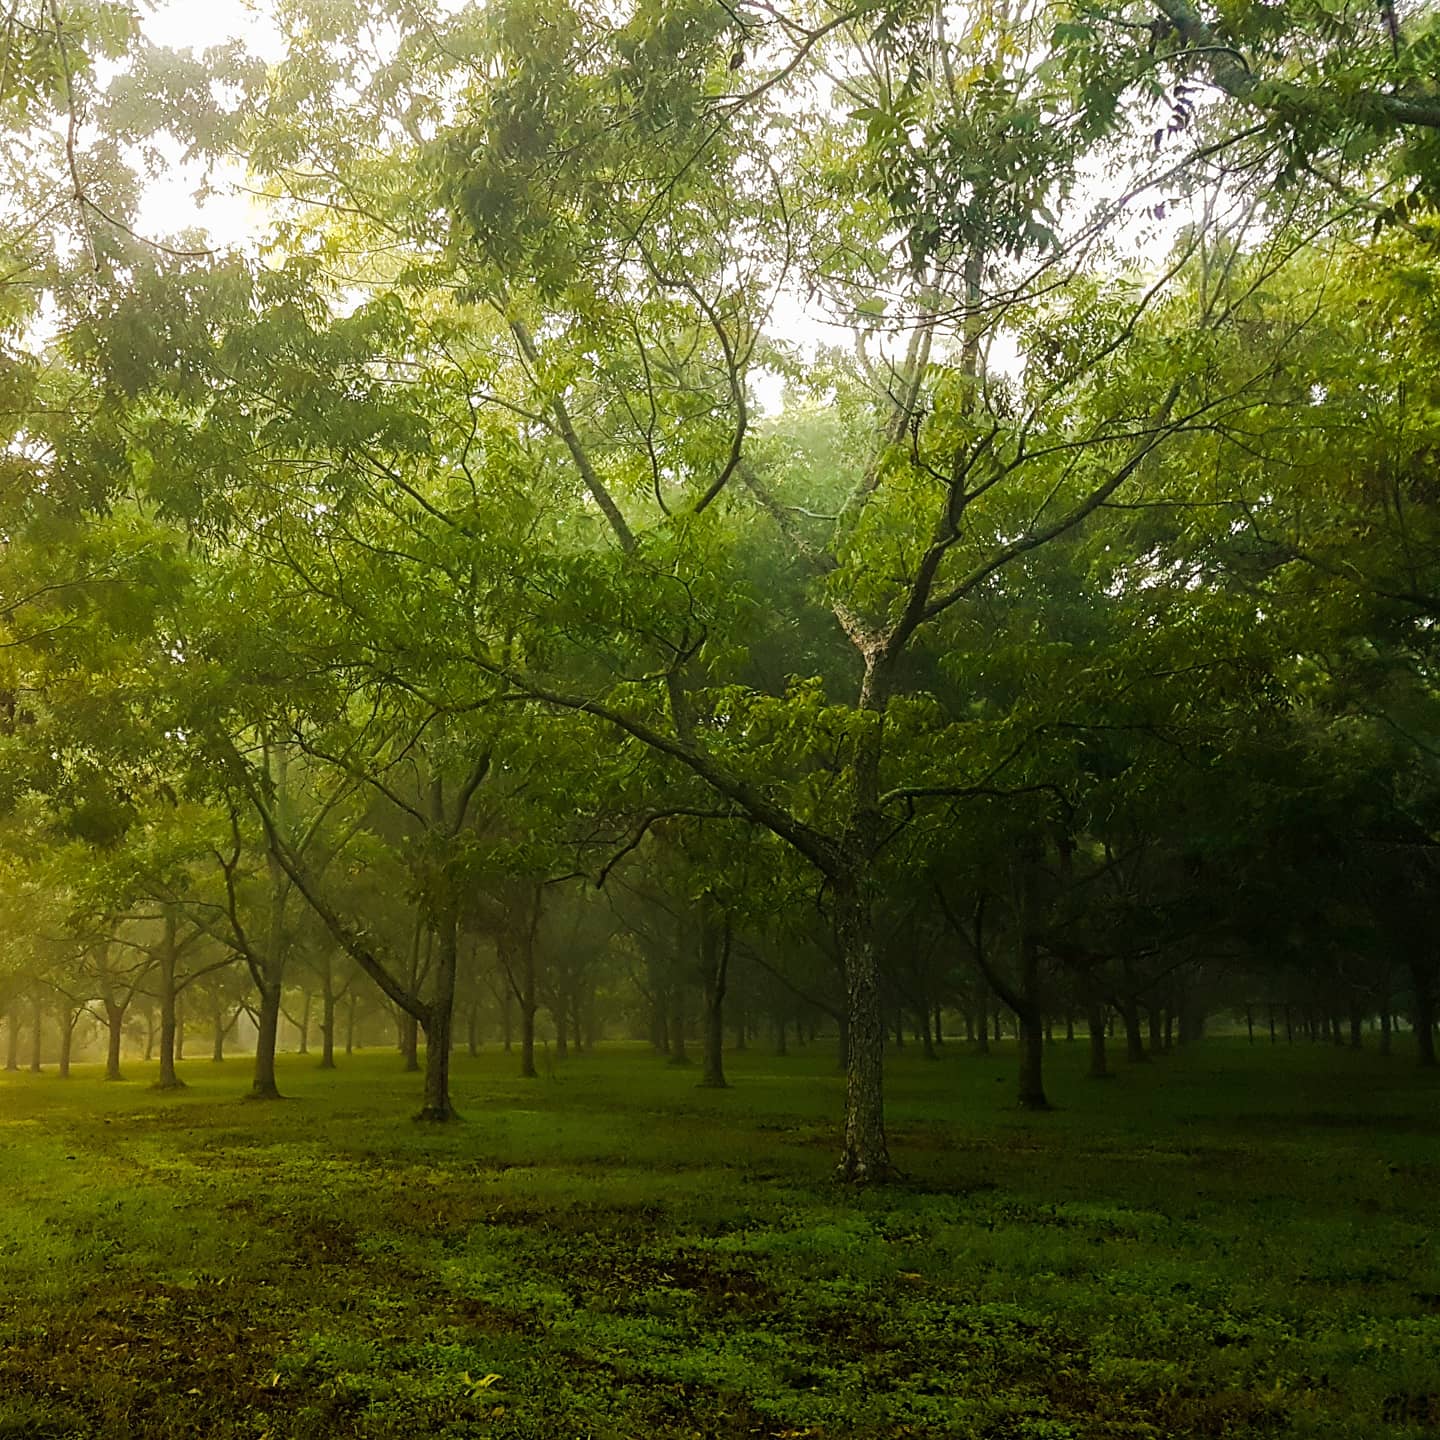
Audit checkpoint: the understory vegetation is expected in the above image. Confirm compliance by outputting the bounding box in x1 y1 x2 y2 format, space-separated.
1 1043 1436 1440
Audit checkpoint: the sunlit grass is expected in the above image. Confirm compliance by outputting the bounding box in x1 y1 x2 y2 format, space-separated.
0 1037 1436 1437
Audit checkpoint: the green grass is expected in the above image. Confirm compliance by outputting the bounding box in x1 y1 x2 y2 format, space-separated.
0 1037 1436 1438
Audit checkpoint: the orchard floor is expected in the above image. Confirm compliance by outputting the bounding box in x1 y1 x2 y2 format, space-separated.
0 1039 1436 1440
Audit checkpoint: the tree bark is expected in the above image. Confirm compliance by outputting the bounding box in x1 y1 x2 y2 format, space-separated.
1087 1001 1111 1079
319 970 337 1069
417 911 458 1122
58 1008 76 1079
698 917 730 1089
28 993 42 1073
103 998 126 1081
834 883 892 1182
1121 999 1147 1062
154 909 184 1091
1409 956 1437 1067
250 983 283 1099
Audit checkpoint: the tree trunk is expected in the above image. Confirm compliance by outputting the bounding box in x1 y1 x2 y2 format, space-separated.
319 970 337 1069
976 988 990 1054
417 912 458 1122
1087 1001 1111 1079
103 999 125 1081
698 917 730 1089
1065 1012 1075 1042
1016 938 1050 1110
28 993 43 1073
920 1002 936 1060
400 1011 420 1072
297 990 312 1055
155 910 184 1091
212 996 227 1062
467 1003 478 1058
1348 1002 1363 1050
346 988 357 1056
774 1015 787 1056
553 1002 569 1061
250 984 283 1099
1380 1007 1393 1055
58 1009 76 1079
1148 1005 1163 1056
509 930 537 1080
934 1003 945 1045
834 884 891 1183
3 1008 17 1071
1122 1000 1147 1062
1410 956 1437 1068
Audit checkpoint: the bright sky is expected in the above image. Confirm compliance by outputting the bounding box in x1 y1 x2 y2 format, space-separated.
132 1 284 246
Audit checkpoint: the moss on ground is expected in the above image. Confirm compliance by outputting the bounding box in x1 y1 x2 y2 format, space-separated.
0 1038 1435 1438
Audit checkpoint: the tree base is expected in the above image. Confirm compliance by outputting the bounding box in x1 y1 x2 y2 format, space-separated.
151 1078 187 1092
834 1152 899 1185
414 1105 460 1124
696 1076 729 1089
243 1086 285 1101
1018 1095 1054 1111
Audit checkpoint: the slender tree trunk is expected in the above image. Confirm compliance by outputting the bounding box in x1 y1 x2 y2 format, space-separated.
1087 1001 1111 1079
175 996 185 1060
1147 1005 1162 1056
1348 1003 1363 1050
318 964 336 1068
699 917 730 1089
1410 957 1437 1068
212 995 227 1062
467 1003 478 1058
143 1004 155 1062
3 1007 17 1071
155 910 184 1091
1122 1000 1147 1062
934 1003 945 1045
1065 1012 1075 1042
510 931 537 1080
346 988 356 1056
920 1002 936 1060
976 988 990 1054
1246 1004 1254 1044
553 1002 569 1061
297 990 312 1055
28 993 42 1073
501 986 513 1053
1380 1007 1393 1055
58 1009 76 1079
992 1010 1001 1043
1268 1003 1277 1043
417 911 458 1122
1016 938 1050 1110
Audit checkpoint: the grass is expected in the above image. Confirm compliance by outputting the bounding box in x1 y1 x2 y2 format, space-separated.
0 1036 1436 1438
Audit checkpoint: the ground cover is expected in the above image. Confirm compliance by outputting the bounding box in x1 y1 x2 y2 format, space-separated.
0 1038 1435 1439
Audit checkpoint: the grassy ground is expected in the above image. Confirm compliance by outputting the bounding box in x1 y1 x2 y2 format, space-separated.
0 1037 1436 1439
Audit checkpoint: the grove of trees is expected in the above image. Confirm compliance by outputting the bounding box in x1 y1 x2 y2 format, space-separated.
4 0 1440 1179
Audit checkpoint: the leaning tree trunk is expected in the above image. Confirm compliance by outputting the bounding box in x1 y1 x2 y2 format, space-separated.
417 910 458 1122
834 881 892 1183
698 917 731 1089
